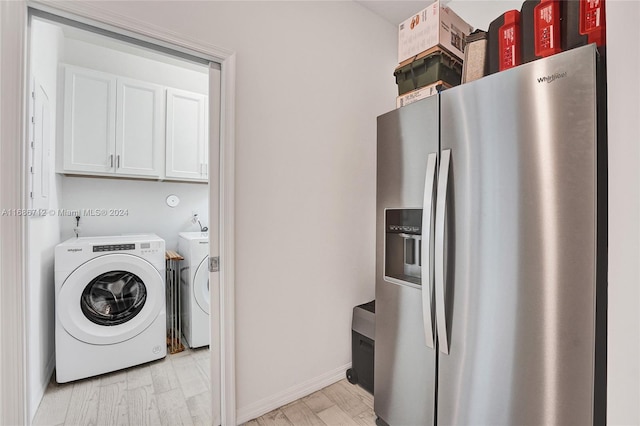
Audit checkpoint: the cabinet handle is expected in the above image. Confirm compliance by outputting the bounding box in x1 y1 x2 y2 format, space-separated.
109 154 114 168
116 155 120 169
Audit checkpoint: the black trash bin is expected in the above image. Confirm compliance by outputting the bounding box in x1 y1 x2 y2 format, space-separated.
346 300 375 394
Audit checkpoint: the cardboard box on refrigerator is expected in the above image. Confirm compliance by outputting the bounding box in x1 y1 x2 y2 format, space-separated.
398 1 473 64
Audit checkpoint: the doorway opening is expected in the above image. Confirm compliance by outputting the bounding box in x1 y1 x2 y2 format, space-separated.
25 9 224 425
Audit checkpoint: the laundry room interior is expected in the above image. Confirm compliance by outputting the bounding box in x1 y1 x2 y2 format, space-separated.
27 14 216 425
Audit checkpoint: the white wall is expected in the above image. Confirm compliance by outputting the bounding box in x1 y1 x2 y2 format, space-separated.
63 36 208 95
70 0 398 420
448 0 524 30
605 1 640 424
60 177 209 250
27 18 63 422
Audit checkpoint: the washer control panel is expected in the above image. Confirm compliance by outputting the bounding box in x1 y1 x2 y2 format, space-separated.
140 241 163 255
93 244 135 252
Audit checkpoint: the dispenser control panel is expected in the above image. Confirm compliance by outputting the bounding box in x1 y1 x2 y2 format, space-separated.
384 209 423 287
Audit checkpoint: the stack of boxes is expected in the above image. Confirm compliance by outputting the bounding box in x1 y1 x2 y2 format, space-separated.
394 0 607 106
488 0 606 76
395 1 473 107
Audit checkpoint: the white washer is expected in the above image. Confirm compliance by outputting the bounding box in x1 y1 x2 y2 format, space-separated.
54 234 166 383
178 232 210 348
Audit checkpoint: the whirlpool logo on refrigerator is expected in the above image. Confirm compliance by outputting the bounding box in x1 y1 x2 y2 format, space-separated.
537 71 568 83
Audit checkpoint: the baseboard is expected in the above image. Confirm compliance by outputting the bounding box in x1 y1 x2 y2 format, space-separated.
29 353 55 424
236 362 351 424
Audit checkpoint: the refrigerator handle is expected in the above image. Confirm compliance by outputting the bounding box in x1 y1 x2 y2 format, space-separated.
421 152 438 348
435 149 451 355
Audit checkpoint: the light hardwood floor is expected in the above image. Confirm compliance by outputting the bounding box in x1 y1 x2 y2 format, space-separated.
33 347 211 426
242 380 376 426
34 349 375 426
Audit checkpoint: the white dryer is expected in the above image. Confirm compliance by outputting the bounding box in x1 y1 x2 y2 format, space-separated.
178 232 210 348
54 234 166 383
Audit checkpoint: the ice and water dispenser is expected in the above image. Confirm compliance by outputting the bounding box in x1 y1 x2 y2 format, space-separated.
384 209 422 286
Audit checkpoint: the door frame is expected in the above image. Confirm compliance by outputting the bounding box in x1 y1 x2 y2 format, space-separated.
0 1 237 425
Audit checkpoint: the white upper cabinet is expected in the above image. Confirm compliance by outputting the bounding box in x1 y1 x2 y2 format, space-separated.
61 65 207 182
63 66 117 174
115 77 164 177
165 88 208 181
63 66 164 178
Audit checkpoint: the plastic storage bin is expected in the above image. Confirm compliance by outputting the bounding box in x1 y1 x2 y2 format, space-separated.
346 300 375 394
394 50 462 96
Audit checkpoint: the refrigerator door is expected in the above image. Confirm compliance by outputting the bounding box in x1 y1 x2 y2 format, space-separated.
375 97 438 426
437 44 600 425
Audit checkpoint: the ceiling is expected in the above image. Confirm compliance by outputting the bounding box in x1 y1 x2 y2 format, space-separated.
355 0 525 29
355 1 436 25
33 15 209 73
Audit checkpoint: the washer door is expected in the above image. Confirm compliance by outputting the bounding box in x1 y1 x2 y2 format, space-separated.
194 257 210 315
58 253 164 345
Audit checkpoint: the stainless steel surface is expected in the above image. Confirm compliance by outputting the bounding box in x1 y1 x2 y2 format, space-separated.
421 153 437 348
437 44 599 425
434 148 450 355
376 283 436 425
375 97 438 426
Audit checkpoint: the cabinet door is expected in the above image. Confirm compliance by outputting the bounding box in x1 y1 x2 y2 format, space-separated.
63 66 116 173
165 88 208 181
116 77 164 177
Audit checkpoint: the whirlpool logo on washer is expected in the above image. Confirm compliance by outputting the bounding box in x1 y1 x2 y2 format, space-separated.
67 248 83 253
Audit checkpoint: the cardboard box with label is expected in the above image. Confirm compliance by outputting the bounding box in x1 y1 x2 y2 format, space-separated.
398 1 473 64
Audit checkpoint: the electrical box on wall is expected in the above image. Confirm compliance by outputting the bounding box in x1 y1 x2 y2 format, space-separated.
29 78 52 215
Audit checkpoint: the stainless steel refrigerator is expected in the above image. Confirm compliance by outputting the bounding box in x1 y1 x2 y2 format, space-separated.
374 44 607 425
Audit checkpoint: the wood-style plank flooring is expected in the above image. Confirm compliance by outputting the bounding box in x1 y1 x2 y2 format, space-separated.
33 347 211 426
242 380 376 426
34 348 375 426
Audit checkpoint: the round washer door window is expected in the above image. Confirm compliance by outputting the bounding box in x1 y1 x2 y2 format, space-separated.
81 271 147 326
58 254 164 345
194 257 210 315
